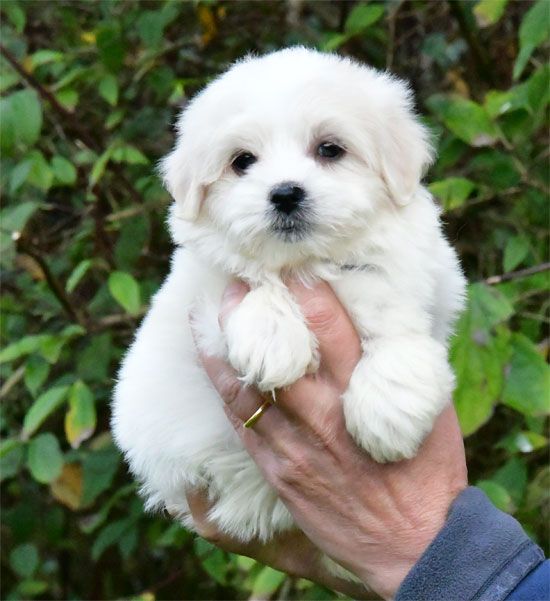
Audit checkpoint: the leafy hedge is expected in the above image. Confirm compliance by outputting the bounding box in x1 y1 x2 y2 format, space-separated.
1 1 548 599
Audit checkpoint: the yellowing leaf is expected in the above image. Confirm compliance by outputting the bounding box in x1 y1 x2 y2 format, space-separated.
197 5 217 46
65 381 96 448
474 0 509 28
51 463 83 510
80 31 96 44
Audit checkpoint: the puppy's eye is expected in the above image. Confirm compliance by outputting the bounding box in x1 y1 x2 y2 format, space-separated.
317 142 345 160
232 152 257 175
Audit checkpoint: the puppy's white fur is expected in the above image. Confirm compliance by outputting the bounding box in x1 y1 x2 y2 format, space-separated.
112 48 466 546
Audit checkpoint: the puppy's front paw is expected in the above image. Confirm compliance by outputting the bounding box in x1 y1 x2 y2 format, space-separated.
343 336 454 462
224 287 318 391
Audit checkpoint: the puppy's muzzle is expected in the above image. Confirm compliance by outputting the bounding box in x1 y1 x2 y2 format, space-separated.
269 182 305 215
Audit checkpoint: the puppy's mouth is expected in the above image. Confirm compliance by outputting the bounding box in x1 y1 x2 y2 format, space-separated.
270 214 311 242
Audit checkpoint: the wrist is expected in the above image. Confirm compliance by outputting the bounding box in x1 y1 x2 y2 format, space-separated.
356 493 457 599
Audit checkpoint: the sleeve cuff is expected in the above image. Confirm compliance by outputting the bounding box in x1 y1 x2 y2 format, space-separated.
395 486 545 601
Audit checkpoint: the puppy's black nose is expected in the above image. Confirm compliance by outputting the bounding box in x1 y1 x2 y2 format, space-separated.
269 182 305 215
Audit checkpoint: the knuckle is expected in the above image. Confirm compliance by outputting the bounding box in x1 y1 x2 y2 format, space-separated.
313 415 339 450
301 297 338 331
277 450 310 486
217 372 242 405
196 524 224 546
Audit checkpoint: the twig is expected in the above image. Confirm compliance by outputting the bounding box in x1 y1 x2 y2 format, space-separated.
0 43 97 147
143 566 185 596
483 262 550 286
447 0 496 88
93 310 146 331
16 237 88 328
386 0 404 69
0 43 144 206
0 365 25 399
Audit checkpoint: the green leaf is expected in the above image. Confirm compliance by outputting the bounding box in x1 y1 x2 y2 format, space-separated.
111 144 148 165
200 548 228 584
24 355 50 397
9 159 34 194
0 334 48 364
321 33 349 52
477 480 514 513
0 438 22 459
451 285 513 435
503 235 530 272
39 335 66 364
99 74 119 106
252 566 286 597
474 0 509 28
137 11 166 48
27 433 64 483
526 65 550 114
114 216 149 270
0 200 39 267
76 333 112 382
492 456 527 505
17 580 49 598
4 3 25 32
344 3 385 36
427 94 499 146
81 447 120 505
0 89 42 153
118 526 138 560
1 439 24 482
96 23 126 72
65 381 96 449
13 89 43 146
468 149 520 191
108 271 141 315
26 150 54 191
10 543 39 578
0 200 39 233
499 431 548 454
66 259 93 293
429 177 476 211
55 88 79 111
513 0 550 80
468 283 514 331
23 386 70 438
51 156 77 186
89 147 113 187
502 334 550 417
29 49 64 68
92 519 133 560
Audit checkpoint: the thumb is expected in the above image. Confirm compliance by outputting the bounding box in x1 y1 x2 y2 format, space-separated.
218 279 249 330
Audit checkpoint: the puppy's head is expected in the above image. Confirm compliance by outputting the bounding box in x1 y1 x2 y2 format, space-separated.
162 48 433 267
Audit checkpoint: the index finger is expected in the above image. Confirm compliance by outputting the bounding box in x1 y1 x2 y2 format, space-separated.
288 280 361 389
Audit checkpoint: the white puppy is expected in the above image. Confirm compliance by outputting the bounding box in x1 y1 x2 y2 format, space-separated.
112 48 466 548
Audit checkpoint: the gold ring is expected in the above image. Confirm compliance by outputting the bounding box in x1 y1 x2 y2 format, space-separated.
243 399 273 429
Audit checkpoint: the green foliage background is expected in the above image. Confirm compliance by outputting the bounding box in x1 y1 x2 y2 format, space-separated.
1 1 549 599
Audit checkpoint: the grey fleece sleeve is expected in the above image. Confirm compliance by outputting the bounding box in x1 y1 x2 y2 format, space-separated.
395 487 546 601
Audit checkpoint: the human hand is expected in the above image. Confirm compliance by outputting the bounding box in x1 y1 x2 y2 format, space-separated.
186 488 376 599
189 279 467 599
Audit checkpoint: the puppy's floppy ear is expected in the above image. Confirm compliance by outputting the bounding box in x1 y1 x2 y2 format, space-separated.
376 79 434 206
160 149 205 222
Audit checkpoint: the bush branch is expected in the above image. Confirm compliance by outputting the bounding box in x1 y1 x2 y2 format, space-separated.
483 262 550 286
